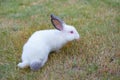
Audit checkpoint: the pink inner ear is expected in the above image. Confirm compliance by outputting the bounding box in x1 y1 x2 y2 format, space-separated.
53 20 63 30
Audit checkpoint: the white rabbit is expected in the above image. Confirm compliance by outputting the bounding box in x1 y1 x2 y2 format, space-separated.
18 14 80 71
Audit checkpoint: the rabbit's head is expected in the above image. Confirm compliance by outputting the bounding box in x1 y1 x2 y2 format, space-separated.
51 14 80 41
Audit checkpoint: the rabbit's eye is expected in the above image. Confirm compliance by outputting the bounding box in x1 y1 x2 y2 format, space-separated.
70 31 74 34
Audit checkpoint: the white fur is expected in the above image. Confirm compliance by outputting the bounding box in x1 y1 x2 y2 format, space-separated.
18 20 80 70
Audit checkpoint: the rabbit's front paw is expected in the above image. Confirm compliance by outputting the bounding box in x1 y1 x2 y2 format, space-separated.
56 50 61 53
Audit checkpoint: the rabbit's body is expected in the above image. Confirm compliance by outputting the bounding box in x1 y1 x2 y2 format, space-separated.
18 14 80 71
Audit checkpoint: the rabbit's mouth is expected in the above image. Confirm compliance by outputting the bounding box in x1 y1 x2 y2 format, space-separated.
75 35 80 41
76 39 80 41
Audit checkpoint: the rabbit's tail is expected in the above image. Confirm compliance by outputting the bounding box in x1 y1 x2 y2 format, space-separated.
30 60 42 71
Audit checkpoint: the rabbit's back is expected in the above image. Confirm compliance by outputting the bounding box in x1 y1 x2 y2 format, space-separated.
22 30 52 61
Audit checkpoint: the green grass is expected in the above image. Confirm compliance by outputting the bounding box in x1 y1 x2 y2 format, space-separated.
0 0 120 80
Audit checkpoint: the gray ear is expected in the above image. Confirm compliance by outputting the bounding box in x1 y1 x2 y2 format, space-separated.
51 14 64 31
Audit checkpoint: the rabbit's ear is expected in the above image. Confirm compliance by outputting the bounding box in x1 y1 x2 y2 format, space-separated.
51 14 64 31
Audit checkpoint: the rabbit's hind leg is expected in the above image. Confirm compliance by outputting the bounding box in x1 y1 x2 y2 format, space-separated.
18 61 29 68
41 56 48 67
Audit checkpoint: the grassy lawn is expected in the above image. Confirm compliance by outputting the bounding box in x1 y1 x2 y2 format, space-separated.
0 0 120 80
